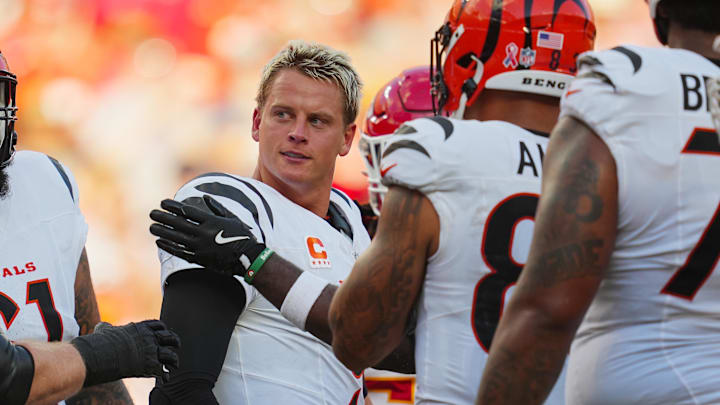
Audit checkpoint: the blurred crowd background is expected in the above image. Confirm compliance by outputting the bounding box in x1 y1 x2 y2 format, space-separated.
0 0 658 402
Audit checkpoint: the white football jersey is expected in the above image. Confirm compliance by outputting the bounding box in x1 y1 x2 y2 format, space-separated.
364 368 415 405
381 117 565 405
0 151 85 347
560 45 720 405
160 173 370 404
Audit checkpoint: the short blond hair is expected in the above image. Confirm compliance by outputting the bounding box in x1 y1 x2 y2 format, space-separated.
256 40 363 125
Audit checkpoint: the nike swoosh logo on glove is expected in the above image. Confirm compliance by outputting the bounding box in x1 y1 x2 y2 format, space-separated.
215 231 250 245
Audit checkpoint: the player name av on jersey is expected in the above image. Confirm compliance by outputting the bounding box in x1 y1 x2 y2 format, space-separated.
517 140 546 177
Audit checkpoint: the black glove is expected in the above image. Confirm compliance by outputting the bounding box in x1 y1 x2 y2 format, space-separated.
149 195 268 278
70 320 180 387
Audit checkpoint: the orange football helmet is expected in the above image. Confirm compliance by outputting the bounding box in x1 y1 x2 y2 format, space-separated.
431 0 596 117
360 66 433 215
0 51 17 167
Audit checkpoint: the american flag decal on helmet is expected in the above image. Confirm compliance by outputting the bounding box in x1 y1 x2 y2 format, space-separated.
537 31 564 50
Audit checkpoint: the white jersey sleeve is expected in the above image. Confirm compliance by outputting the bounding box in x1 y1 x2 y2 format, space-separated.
560 45 669 142
158 173 271 309
380 116 458 195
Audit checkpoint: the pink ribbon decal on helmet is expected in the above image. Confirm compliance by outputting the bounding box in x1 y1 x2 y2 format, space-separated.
503 43 519 69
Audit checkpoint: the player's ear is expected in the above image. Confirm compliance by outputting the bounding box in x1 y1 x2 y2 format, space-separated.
339 122 356 156
252 108 261 142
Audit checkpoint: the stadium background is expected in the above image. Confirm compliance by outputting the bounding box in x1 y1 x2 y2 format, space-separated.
0 0 657 402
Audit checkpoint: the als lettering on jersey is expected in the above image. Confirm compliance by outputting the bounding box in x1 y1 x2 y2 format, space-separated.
306 237 331 268
1 262 37 278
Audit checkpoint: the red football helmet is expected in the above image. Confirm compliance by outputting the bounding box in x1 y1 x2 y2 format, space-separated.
431 0 596 117
359 66 434 215
0 51 17 167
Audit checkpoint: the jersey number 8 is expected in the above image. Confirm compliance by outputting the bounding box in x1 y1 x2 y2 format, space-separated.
472 193 538 352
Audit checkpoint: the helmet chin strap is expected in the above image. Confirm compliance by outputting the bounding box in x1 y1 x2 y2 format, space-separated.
452 55 484 119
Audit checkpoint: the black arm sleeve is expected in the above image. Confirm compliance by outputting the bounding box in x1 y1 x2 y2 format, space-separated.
150 269 246 405
0 333 35 405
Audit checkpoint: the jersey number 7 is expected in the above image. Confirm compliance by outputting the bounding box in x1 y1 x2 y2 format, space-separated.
662 128 720 299
661 203 720 300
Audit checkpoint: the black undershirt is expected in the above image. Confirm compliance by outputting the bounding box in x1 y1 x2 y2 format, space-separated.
151 270 245 404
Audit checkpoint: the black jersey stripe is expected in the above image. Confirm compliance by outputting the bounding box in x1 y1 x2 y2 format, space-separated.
611 46 642 74
331 188 352 208
395 125 418 135
191 172 274 228
180 196 240 221
236 179 274 228
427 116 454 139
382 140 431 160
47 156 73 201
327 201 353 240
195 182 267 242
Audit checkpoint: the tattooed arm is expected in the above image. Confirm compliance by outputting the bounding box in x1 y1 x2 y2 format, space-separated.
65 249 133 405
475 116 618 405
329 186 439 375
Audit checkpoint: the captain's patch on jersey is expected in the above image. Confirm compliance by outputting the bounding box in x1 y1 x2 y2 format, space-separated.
306 236 331 268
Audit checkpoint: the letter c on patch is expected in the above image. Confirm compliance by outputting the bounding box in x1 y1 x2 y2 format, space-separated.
306 237 328 259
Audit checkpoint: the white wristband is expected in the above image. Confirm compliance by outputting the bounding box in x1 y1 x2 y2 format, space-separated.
280 271 329 330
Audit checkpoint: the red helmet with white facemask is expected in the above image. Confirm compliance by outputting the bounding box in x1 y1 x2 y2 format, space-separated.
360 66 434 215
431 0 596 117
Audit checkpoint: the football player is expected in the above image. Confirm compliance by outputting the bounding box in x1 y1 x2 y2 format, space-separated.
0 51 180 405
0 320 179 405
476 0 720 404
329 1 595 404
359 66 434 405
149 40 380 404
